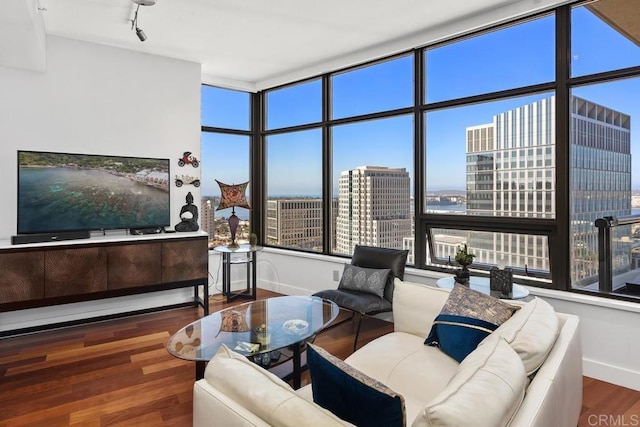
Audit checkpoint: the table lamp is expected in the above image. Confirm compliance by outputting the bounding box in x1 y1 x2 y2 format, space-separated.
215 180 251 249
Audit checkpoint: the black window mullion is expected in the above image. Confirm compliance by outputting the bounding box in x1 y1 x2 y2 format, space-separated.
322 74 333 255
414 48 426 268
250 91 264 244
552 4 571 291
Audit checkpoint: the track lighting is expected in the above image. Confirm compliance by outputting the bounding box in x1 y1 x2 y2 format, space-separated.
136 27 147 42
130 0 156 42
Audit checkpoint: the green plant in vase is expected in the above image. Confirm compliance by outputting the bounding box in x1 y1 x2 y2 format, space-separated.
454 244 475 285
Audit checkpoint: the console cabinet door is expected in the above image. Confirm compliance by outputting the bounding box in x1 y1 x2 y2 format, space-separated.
45 247 107 297
0 251 45 304
161 239 208 283
107 243 162 290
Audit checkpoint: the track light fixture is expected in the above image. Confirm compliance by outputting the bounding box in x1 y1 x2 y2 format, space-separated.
130 0 156 42
136 27 147 42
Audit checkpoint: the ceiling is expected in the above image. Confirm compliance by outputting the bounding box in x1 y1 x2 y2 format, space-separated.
2 0 580 91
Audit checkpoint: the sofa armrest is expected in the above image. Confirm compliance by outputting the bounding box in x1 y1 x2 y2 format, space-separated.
508 313 582 427
392 279 450 337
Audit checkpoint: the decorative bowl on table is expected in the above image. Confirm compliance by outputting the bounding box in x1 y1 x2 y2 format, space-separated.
282 319 309 335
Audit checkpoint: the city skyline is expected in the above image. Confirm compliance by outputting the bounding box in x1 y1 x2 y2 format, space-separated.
203 92 637 288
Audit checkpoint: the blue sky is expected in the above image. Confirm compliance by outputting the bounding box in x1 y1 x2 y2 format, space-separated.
201 6 640 197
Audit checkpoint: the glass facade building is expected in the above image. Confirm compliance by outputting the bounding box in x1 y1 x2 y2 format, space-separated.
465 95 631 283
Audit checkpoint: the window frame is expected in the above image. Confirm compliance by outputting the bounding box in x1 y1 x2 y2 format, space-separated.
203 0 640 301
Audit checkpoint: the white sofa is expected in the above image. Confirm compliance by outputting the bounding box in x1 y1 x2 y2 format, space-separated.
193 280 582 427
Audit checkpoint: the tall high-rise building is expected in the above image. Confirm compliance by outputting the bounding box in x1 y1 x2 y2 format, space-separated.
200 197 216 240
335 166 411 254
266 199 330 251
465 95 631 283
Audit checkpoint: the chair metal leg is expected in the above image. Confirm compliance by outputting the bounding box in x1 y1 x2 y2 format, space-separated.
353 313 365 352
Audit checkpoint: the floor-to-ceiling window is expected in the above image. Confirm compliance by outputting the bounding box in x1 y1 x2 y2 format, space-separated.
420 14 557 281
201 85 252 248
264 79 324 251
263 55 414 257
203 0 640 300
569 0 640 293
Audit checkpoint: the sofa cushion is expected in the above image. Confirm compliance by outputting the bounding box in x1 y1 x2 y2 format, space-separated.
392 279 451 337
204 345 350 427
413 338 527 427
308 343 406 427
482 296 559 375
345 332 458 423
351 245 409 302
338 264 391 299
424 284 517 362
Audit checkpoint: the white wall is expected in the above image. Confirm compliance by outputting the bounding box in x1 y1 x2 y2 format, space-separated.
0 35 202 240
0 36 203 331
254 249 640 392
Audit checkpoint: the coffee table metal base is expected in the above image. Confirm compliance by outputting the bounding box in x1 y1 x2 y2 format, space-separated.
193 341 305 388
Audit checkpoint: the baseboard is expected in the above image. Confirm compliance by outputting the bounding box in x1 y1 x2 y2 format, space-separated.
259 280 312 296
583 358 640 392
0 289 194 336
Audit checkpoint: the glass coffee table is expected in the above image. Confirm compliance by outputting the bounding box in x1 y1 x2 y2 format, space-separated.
166 295 339 388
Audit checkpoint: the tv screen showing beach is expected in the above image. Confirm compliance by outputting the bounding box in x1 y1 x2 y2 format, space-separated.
18 151 171 234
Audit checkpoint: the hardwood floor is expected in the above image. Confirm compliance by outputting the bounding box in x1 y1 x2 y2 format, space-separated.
0 290 638 426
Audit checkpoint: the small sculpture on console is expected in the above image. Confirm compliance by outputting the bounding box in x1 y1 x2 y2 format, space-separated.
175 192 199 232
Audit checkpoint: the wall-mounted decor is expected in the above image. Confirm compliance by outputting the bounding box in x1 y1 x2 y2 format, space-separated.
175 174 200 187
178 151 199 167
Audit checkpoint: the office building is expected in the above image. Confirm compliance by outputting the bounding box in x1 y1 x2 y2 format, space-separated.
335 166 412 254
465 95 631 281
266 198 326 250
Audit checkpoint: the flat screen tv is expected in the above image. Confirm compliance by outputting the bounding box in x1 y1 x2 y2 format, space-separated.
17 151 171 235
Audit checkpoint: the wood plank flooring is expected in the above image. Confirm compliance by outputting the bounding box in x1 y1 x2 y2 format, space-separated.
0 290 638 426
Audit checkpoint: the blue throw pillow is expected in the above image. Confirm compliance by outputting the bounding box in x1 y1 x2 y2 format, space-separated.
307 344 405 427
425 284 517 363
424 314 500 363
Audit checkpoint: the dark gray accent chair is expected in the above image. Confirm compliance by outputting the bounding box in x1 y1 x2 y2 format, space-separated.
313 245 409 351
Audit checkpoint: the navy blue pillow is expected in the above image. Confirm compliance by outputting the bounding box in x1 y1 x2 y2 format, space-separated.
307 344 405 427
424 284 517 362
424 314 499 362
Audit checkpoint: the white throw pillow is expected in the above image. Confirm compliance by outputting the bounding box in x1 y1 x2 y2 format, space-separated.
483 296 559 375
204 345 350 427
412 338 526 427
